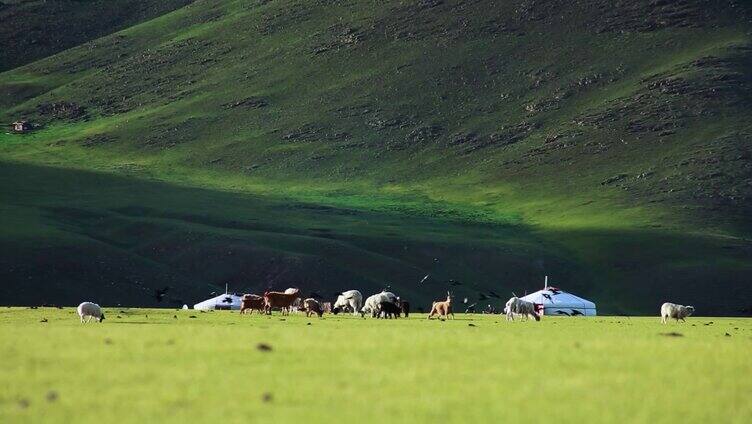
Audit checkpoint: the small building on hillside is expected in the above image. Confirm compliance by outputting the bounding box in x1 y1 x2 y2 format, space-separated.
11 121 32 133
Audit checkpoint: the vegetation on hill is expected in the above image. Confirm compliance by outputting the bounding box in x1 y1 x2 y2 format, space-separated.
0 0 750 313
0 0 193 72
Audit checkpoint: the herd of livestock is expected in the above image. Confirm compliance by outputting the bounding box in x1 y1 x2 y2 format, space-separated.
239 289 421 319
234 289 696 323
74 289 696 323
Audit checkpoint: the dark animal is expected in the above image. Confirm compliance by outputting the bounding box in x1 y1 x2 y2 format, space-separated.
304 298 324 317
399 300 410 318
240 294 265 314
377 301 401 319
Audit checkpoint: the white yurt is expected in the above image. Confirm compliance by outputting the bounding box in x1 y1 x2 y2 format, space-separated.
193 285 243 311
520 277 597 316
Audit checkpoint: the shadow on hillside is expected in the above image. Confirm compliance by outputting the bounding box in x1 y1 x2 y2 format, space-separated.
0 162 749 316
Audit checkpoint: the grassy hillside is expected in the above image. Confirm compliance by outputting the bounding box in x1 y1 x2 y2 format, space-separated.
0 0 751 313
1 161 583 310
0 0 194 72
1 309 751 423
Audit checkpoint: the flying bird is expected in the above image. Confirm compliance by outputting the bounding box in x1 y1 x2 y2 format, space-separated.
419 274 430 284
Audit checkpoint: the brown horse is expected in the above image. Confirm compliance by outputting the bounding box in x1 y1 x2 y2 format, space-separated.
428 292 454 319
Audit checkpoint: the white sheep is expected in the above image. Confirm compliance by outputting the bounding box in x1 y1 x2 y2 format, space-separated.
504 297 540 321
77 302 105 323
361 291 398 317
660 302 695 323
332 290 363 316
285 287 302 312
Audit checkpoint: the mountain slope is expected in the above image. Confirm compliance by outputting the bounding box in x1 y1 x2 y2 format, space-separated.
0 0 194 72
1 0 750 313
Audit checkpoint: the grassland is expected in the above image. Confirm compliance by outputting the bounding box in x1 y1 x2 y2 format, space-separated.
1 0 751 313
0 308 750 423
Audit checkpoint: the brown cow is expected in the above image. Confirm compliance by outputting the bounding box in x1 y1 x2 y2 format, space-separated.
264 289 300 315
240 294 265 314
428 292 454 320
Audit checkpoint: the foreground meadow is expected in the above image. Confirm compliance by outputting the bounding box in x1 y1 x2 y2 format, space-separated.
0 308 750 423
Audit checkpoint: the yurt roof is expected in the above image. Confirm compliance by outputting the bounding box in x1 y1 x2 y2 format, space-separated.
520 287 595 309
193 293 243 310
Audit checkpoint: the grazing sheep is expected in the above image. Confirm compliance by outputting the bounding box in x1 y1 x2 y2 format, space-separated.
304 298 324 317
661 302 695 323
377 301 401 319
428 292 454 320
361 291 399 317
332 290 363 316
77 302 105 323
264 289 301 315
240 294 265 314
504 297 540 321
285 288 302 312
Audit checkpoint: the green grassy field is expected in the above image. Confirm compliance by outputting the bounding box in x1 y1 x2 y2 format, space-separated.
1 308 750 423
